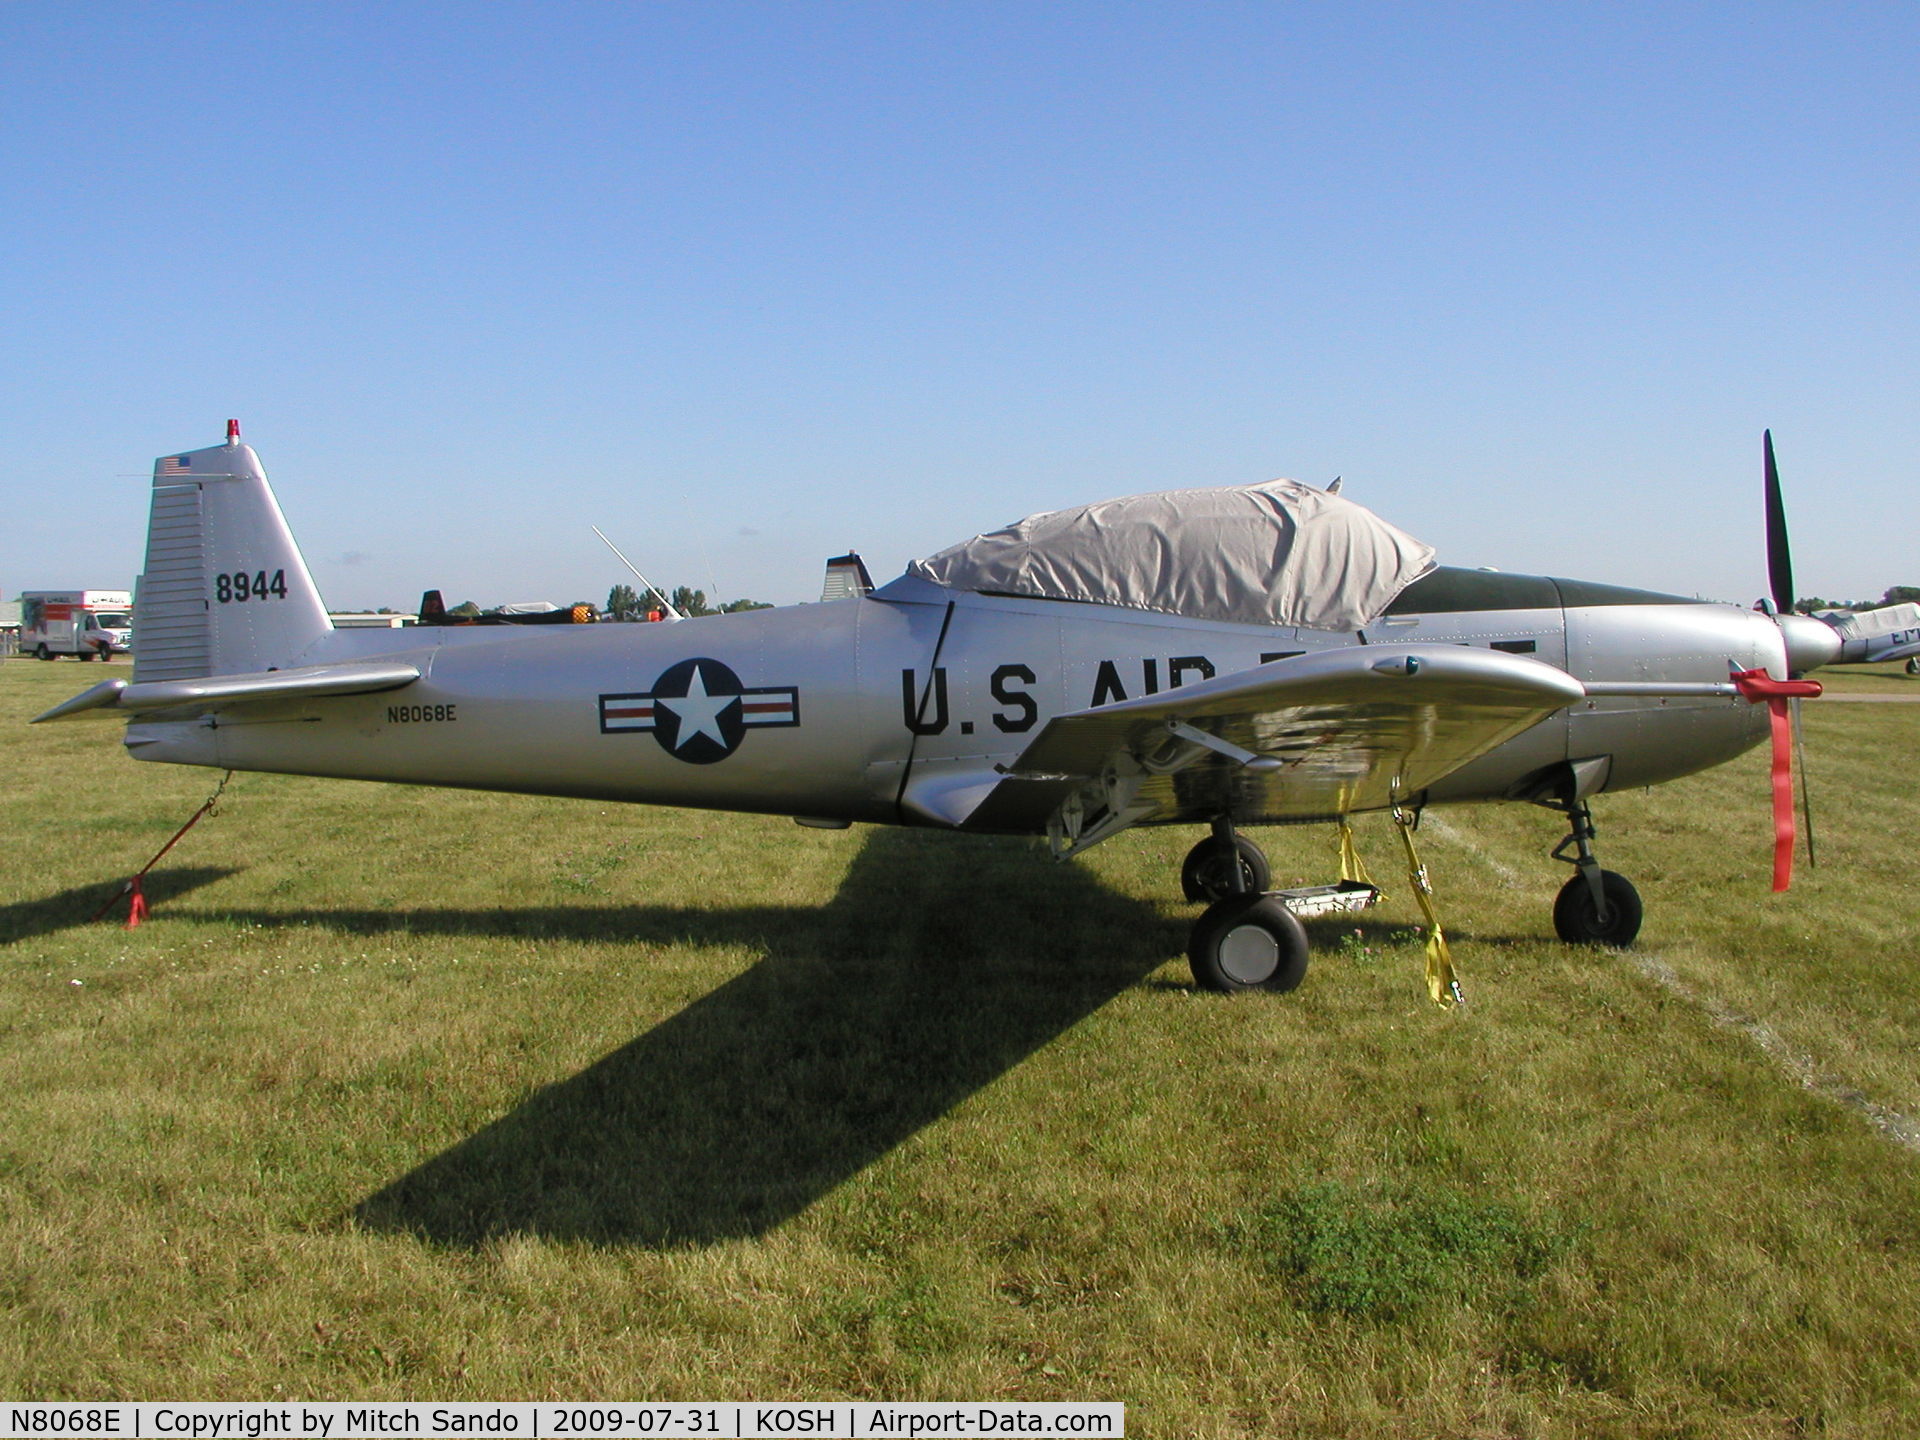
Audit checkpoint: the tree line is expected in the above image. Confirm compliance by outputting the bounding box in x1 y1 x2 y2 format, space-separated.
1794 585 1920 613
602 584 772 619
420 586 773 620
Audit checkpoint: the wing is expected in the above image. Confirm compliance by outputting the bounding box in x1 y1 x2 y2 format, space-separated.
901 644 1584 853
31 661 421 723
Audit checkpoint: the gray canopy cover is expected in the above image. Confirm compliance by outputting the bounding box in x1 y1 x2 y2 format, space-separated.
908 479 1437 633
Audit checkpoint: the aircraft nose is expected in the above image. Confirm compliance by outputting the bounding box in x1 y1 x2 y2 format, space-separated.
1776 613 1842 675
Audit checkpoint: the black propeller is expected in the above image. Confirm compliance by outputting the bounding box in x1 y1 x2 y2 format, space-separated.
1763 428 1795 614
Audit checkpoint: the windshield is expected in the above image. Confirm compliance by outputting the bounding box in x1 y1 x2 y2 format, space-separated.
94 612 131 628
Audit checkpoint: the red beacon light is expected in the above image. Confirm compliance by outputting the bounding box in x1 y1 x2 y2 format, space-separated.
226 419 241 443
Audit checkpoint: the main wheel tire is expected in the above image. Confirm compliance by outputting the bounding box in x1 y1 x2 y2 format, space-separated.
36 644 52 661
1180 833 1272 903
1189 894 1310 993
1906 656 1920 676
1552 870 1643 947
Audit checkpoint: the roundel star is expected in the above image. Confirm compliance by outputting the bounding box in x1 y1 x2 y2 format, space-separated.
657 661 738 752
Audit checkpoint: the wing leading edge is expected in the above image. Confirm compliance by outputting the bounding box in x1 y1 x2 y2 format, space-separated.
901 644 1587 852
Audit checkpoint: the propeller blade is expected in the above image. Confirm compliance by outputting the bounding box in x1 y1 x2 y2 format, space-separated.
1763 429 1796 614
1792 697 1817 869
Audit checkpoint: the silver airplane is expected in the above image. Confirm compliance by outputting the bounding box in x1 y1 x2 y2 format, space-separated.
37 425 1839 996
1815 603 1920 674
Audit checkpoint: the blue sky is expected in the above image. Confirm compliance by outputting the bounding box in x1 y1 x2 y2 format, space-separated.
3 2 1914 611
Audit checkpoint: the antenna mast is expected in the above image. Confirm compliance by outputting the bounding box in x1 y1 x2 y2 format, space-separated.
592 527 684 621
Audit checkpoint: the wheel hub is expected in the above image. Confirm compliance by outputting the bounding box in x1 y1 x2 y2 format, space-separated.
1217 922 1281 985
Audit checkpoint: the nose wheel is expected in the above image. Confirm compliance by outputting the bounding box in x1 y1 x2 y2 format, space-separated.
1548 798 1643 946
1552 869 1642 945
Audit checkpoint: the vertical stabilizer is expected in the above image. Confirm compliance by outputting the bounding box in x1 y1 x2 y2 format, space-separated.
133 428 332 681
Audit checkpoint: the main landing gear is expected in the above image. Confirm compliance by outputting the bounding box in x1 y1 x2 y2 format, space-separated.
1179 795 1645 995
1546 798 1642 947
1181 819 1306 994
1180 822 1271 902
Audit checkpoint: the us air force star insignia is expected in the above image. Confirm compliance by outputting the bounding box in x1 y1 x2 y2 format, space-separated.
659 663 734 750
597 658 800 764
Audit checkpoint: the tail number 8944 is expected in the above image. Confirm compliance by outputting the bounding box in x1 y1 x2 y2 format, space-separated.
216 569 289 603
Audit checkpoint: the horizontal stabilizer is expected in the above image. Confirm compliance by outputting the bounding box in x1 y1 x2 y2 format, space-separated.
33 661 421 723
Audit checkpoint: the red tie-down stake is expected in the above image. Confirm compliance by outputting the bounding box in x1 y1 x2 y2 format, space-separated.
89 772 232 927
1731 668 1823 891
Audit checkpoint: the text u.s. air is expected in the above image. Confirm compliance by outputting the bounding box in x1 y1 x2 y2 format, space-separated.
37 422 1842 1001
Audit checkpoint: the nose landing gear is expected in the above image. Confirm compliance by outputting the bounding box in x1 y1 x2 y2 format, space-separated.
1547 798 1642 946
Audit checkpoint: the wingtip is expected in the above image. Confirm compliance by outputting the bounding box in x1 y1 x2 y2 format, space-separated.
31 679 127 723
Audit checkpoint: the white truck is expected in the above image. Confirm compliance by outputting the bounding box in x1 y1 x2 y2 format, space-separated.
20 590 134 661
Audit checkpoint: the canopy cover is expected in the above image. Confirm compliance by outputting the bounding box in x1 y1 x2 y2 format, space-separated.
908 480 1438 633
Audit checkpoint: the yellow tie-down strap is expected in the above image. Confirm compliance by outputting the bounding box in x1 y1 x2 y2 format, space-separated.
1336 818 1381 891
1392 807 1463 1008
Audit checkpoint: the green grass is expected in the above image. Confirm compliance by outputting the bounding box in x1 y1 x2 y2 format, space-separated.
4 656 1920 1435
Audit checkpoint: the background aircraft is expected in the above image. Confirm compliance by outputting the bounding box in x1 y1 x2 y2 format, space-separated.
37 425 1834 998
1813 603 1920 673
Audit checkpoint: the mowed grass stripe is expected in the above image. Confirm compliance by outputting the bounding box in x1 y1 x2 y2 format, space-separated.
1621 950 1920 1154
5 658 1919 1435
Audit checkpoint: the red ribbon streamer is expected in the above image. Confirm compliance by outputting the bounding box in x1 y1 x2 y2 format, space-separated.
1732 670 1822 892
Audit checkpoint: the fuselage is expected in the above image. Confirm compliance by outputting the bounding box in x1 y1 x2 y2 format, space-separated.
124 567 1793 830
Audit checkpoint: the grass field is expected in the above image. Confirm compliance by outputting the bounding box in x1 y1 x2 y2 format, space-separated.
3 656 1918 1436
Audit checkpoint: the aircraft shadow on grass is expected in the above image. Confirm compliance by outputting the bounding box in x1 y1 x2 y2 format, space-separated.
318 828 1178 1249
0 866 238 947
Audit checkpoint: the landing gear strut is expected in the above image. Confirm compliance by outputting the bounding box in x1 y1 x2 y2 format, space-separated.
1185 818 1308 993
1547 798 1642 946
